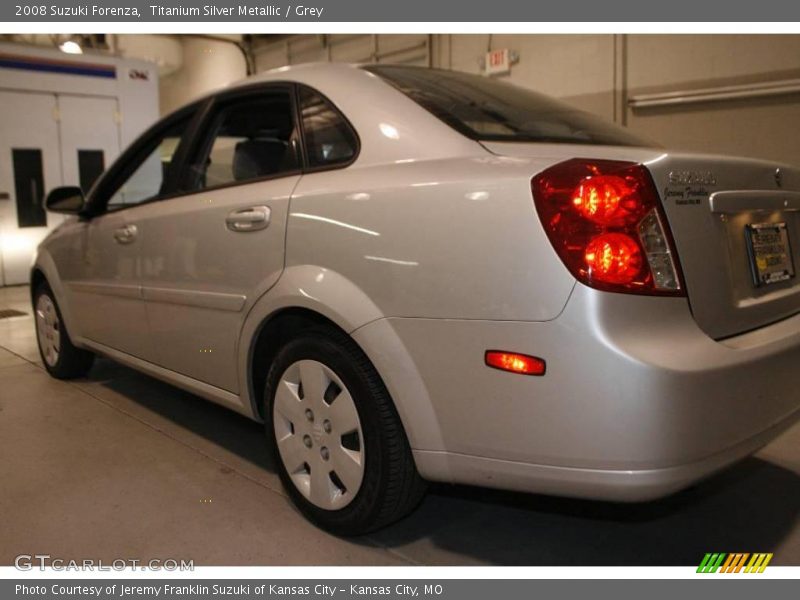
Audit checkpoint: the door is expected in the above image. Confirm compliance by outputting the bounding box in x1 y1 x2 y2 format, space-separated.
138 87 301 392
57 95 121 195
0 91 62 285
63 113 194 359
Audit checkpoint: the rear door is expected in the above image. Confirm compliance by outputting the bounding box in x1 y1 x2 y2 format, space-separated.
138 85 301 393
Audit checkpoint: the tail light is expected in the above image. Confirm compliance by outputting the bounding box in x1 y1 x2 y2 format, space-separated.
532 159 684 296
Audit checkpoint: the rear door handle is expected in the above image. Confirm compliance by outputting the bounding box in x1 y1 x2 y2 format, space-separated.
226 206 271 232
113 224 138 244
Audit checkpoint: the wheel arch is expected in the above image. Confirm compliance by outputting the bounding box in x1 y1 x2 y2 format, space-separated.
247 306 345 421
239 265 446 455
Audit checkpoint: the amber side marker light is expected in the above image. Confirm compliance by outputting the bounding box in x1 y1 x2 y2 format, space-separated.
485 351 546 376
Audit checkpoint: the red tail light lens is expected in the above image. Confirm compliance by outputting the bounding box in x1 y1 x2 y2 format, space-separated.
532 159 684 295
572 175 640 226
584 233 643 284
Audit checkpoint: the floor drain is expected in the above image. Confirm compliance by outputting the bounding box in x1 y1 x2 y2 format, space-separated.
0 308 27 319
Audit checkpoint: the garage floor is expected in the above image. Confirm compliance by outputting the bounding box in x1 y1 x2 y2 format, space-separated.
1 284 799 566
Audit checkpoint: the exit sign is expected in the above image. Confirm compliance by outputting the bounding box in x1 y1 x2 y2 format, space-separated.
485 48 511 75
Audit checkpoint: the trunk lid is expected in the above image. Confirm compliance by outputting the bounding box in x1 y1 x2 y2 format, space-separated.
484 141 800 339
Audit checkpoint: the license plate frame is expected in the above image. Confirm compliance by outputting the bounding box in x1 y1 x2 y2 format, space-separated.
745 221 795 287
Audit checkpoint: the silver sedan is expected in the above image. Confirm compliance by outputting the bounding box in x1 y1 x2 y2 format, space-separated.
33 63 800 534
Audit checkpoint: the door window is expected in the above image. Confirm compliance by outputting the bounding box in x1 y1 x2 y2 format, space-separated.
77 150 105 194
11 148 47 228
298 86 358 168
103 118 190 211
185 91 298 191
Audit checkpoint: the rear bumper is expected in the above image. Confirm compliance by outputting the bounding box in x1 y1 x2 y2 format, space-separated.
363 284 800 500
413 407 799 501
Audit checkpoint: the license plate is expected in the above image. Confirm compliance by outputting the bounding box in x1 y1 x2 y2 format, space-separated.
745 222 795 287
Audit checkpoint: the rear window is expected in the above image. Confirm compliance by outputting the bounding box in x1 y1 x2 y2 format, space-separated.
364 65 650 147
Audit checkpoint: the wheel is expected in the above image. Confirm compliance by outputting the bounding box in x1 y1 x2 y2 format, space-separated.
264 327 425 535
34 282 94 379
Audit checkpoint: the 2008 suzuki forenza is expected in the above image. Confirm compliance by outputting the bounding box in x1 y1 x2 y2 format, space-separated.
33 64 800 534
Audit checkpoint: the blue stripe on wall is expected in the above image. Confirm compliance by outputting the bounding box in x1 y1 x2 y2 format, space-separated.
0 58 116 79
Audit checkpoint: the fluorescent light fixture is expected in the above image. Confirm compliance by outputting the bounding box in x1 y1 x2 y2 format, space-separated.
59 40 83 55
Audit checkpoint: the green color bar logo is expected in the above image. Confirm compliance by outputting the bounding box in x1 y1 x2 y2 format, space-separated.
697 553 773 573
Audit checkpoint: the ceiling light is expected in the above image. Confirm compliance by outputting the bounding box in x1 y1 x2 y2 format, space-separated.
59 40 83 55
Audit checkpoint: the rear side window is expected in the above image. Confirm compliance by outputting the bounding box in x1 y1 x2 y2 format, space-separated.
364 65 650 147
298 86 358 168
186 91 299 191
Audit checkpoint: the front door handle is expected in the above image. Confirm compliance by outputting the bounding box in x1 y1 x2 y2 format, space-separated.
113 224 138 244
226 206 271 232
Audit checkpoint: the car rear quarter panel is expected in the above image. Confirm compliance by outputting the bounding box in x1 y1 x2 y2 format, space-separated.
257 154 577 451
285 156 576 322
370 284 800 481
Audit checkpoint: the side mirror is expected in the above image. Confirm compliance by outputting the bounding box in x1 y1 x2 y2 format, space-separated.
45 186 85 215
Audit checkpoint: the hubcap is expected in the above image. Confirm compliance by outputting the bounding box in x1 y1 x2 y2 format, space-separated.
35 294 60 367
273 359 364 510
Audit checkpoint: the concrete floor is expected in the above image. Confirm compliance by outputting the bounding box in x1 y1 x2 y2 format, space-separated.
1 284 799 566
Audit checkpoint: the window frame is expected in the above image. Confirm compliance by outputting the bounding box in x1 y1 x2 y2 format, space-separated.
175 82 304 195
83 81 361 219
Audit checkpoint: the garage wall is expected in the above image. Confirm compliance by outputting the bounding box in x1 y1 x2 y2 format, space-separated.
624 35 800 165
436 34 620 121
159 37 247 115
253 34 430 71
252 34 800 167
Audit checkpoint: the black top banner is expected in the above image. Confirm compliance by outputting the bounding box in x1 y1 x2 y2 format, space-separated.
3 0 800 22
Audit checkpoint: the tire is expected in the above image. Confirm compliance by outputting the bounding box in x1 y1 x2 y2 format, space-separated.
264 326 426 535
34 282 94 379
